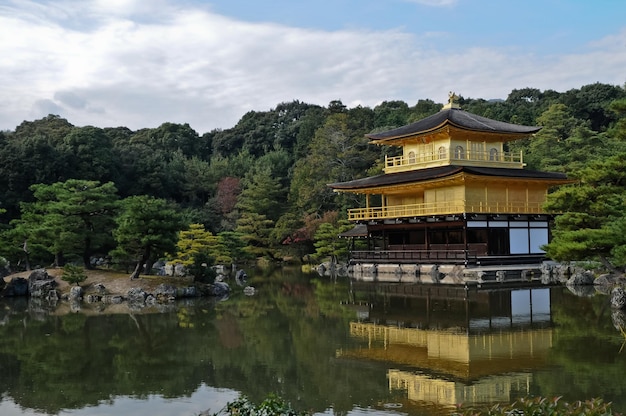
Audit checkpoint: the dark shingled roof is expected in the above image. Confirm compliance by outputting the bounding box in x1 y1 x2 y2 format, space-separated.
366 108 541 142
339 224 369 238
328 165 570 191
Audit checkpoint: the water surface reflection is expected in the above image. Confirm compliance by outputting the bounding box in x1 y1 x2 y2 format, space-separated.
342 283 555 413
0 269 625 415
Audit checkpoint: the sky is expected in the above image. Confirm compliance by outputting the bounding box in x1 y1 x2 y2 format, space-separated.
1 0 625 134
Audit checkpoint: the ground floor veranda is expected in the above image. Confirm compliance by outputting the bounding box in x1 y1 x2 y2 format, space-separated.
346 213 552 267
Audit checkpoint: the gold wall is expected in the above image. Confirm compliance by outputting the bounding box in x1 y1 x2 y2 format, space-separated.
389 369 533 406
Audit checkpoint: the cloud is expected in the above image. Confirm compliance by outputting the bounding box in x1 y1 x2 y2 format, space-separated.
32 99 64 117
54 91 87 110
0 0 624 135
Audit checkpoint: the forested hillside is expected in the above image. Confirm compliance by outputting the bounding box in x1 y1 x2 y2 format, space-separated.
1 83 626 273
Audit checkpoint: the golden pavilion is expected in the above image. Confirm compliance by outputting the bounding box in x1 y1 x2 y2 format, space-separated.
329 93 573 281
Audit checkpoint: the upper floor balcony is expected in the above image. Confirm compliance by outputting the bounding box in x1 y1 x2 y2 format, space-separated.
347 200 546 221
384 148 524 173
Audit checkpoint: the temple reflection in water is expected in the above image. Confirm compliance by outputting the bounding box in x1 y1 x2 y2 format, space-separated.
338 282 554 412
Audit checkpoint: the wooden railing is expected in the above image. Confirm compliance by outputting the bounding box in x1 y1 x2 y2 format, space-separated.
350 249 475 263
347 200 545 221
384 149 523 173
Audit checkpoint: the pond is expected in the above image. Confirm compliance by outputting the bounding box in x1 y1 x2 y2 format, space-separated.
1 267 626 416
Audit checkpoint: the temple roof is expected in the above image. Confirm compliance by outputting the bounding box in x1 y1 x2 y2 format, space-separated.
338 223 368 238
328 165 571 191
366 108 541 143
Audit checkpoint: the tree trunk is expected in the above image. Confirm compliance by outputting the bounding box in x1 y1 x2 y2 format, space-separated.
23 253 31 271
83 252 94 270
130 260 144 280
22 240 31 271
54 252 63 268
83 237 94 270
145 254 157 276
599 254 620 274
130 247 151 280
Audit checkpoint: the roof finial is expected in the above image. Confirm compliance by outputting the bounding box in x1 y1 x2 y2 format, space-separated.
442 91 460 110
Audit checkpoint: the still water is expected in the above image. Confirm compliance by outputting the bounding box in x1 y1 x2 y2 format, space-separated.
1 267 626 415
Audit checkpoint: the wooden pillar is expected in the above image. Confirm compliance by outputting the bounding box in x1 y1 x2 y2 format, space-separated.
382 194 387 219
506 186 509 209
484 183 488 212
463 216 469 264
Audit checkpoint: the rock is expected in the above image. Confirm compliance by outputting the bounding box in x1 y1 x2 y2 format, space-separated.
174 264 186 277
540 262 554 278
28 268 49 281
46 290 59 302
463 270 485 283
2 277 29 297
152 260 167 276
243 286 256 296
235 269 248 286
610 287 626 309
212 264 227 275
553 263 572 284
363 264 378 277
154 284 177 301
30 279 57 298
93 283 107 295
28 269 57 298
127 287 147 305
566 270 595 286
70 300 81 312
428 265 441 283
69 285 83 301
210 281 230 298
176 286 198 298
611 309 626 331
102 295 123 304
540 274 552 285
520 269 533 281
86 294 101 303
316 261 348 278
0 256 10 278
566 284 595 297
594 274 626 295
335 263 348 277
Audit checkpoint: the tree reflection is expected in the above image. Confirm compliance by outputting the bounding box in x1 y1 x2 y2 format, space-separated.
534 289 626 410
4 276 625 415
0 272 388 415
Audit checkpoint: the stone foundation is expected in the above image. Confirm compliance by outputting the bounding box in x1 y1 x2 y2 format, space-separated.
348 262 551 285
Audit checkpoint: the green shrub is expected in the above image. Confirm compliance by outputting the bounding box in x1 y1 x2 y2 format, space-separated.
212 394 307 416
211 395 622 416
453 396 621 416
61 263 87 286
